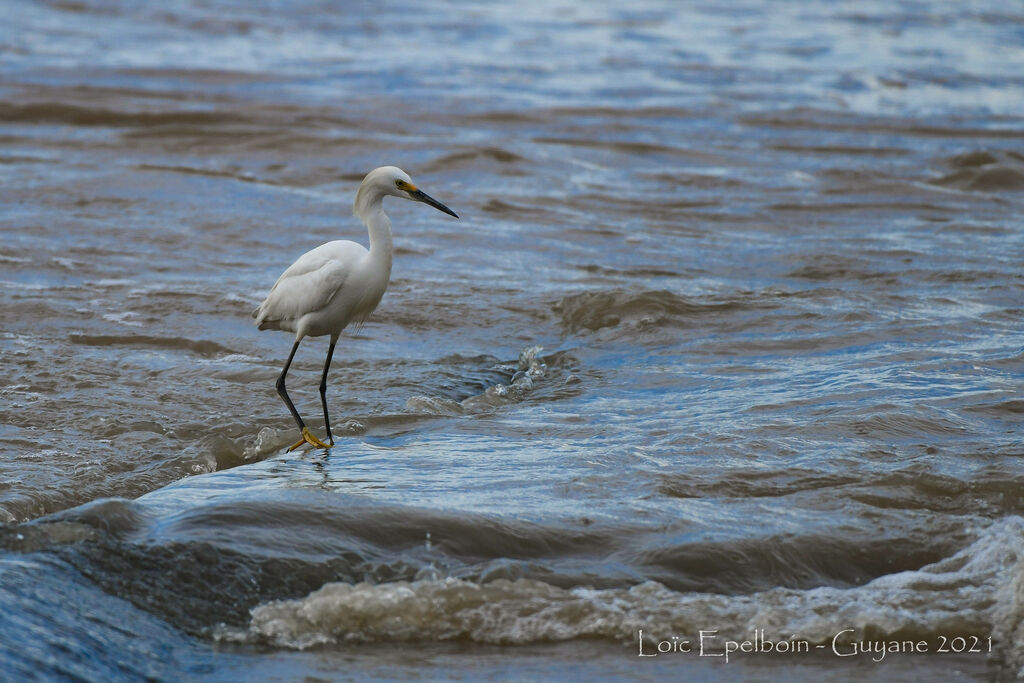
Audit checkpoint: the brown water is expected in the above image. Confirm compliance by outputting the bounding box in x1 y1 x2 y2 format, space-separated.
2 1 1023 680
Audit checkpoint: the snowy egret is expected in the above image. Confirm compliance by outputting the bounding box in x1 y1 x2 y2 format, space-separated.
253 166 458 451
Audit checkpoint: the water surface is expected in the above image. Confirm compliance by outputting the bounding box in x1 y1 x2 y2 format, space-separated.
2 0 1023 680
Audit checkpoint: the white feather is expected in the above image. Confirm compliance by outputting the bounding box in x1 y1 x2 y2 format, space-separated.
253 240 363 333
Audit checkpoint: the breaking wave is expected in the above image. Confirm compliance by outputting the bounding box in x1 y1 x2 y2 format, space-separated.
406 345 559 415
237 516 1024 675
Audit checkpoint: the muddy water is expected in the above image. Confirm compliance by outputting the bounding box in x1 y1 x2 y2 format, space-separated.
2 1 1023 680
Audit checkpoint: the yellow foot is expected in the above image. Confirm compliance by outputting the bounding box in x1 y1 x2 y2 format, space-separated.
287 427 332 452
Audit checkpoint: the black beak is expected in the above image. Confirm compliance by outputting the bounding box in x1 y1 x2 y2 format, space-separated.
409 189 458 219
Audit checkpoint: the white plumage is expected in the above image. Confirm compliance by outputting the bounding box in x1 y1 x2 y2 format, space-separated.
255 240 385 338
254 166 458 451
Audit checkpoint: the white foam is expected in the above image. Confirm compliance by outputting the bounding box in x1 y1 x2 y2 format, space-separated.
403 346 550 415
242 427 284 461
406 396 464 416
101 311 144 328
91 279 135 288
243 516 1024 671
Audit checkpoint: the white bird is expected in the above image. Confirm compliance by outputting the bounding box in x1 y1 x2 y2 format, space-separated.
253 166 458 451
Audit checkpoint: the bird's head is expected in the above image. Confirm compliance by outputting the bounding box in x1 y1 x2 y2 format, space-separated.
356 166 459 219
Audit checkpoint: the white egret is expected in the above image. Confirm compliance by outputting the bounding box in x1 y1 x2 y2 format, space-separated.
253 166 458 451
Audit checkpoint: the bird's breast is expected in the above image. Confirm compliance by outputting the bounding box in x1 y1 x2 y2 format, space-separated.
320 258 389 329
349 268 389 323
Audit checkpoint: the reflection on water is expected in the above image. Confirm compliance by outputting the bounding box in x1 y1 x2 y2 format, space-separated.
1 0 1023 679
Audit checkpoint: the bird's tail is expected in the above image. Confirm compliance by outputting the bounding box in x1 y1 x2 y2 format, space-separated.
252 303 280 331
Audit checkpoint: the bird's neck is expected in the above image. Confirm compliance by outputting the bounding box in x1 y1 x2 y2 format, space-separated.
362 204 394 270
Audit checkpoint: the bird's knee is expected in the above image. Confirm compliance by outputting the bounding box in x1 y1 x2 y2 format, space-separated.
276 375 288 394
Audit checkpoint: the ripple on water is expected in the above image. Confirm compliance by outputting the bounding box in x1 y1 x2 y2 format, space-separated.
931 150 1024 192
552 288 777 334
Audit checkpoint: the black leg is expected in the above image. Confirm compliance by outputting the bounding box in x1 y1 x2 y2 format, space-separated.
319 340 337 445
276 339 306 432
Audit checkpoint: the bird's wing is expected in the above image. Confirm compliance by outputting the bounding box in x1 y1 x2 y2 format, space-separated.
254 240 367 328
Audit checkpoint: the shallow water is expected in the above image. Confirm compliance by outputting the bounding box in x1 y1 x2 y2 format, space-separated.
2 0 1023 680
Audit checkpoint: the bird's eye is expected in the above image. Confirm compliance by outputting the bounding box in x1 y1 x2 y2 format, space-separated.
395 180 406 189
